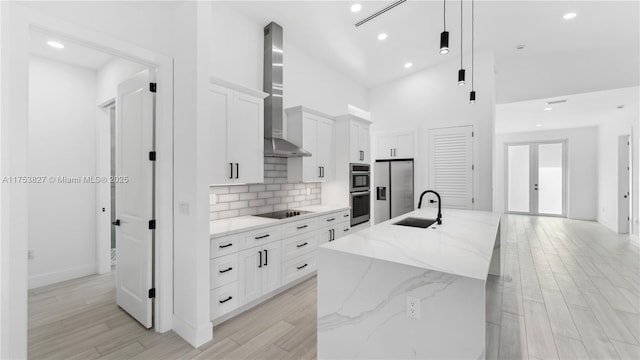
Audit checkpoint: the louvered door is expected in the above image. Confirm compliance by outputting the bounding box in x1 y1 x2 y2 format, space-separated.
428 126 474 209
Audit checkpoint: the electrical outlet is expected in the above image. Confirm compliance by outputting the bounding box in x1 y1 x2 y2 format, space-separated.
209 194 217 205
406 296 421 320
178 202 190 215
28 250 34 260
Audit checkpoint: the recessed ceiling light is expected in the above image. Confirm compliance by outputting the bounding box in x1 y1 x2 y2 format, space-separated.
544 107 553 111
536 124 543 128
516 44 526 50
47 41 64 49
563 12 577 20
377 33 388 41
351 4 362 13
404 62 413 68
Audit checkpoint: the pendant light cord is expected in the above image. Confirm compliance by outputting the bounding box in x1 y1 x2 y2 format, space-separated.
443 0 447 30
460 0 463 67
471 0 475 89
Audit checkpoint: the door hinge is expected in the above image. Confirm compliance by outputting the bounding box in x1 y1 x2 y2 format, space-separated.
148 288 156 298
472 197 475 204
472 164 475 170
149 220 156 230
149 151 157 161
149 82 157 93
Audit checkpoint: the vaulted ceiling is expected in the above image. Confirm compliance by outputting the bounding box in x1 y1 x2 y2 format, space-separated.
223 1 640 104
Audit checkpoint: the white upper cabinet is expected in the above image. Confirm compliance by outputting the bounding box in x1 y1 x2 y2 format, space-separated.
376 130 415 160
286 107 335 182
209 77 268 185
340 117 371 164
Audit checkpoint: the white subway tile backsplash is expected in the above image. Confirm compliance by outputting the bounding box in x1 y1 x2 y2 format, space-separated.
239 193 258 200
218 194 240 203
210 157 321 220
249 184 266 192
229 186 249 194
229 201 249 210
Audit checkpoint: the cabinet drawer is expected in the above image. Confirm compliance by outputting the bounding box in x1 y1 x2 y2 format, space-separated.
210 234 238 259
210 282 239 320
318 211 342 226
282 253 316 286
339 210 351 223
210 253 239 289
239 226 282 251
336 221 351 239
282 232 317 262
283 218 317 238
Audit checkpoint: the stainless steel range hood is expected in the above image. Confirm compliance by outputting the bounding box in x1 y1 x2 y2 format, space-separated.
263 22 311 158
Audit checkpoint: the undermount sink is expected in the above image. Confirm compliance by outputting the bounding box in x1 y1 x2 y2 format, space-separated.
393 217 438 229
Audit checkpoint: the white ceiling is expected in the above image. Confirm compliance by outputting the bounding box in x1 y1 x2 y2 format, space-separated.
223 1 639 102
29 29 114 70
495 86 640 134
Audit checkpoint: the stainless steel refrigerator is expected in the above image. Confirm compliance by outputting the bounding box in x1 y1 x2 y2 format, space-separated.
374 160 414 224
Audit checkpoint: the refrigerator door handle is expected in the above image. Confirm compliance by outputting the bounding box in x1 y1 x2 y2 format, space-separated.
377 187 387 200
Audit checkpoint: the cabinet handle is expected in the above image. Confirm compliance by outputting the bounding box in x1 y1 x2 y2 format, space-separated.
255 234 270 240
321 166 324 178
330 229 335 241
344 228 350 232
319 166 322 178
219 296 233 304
219 243 233 249
258 251 262 268
235 163 239 179
219 267 233 274
229 163 233 179
390 148 393 157
264 249 268 266
326 218 336 222
112 219 121 226
296 225 308 230
343 214 349 218
297 263 308 270
296 242 308 248
394 148 397 157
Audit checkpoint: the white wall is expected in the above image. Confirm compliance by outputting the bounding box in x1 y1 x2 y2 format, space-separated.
597 104 639 234
27 56 98 288
209 2 368 116
96 57 146 105
494 127 598 220
368 53 495 211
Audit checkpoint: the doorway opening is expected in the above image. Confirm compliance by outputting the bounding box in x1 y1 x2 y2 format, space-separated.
505 140 567 216
27 27 157 345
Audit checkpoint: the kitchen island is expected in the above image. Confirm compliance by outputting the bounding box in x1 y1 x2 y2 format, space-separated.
317 208 501 359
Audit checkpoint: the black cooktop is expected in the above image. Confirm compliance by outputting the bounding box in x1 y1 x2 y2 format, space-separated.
254 210 314 219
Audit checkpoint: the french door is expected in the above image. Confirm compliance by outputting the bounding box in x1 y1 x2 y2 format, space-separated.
506 141 566 216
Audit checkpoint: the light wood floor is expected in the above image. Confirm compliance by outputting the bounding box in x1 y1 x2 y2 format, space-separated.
28 215 640 359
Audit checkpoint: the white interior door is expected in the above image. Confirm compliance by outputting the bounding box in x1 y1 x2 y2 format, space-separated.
506 141 566 216
115 69 154 329
428 126 474 209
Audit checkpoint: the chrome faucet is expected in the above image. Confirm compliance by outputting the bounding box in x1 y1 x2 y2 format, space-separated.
418 190 442 225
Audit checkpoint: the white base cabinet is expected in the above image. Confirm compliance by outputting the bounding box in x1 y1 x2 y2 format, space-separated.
210 208 350 322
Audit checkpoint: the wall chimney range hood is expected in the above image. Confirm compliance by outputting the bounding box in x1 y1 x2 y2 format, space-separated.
263 22 311 158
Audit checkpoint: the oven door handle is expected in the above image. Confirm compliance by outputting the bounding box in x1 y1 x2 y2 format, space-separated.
351 191 371 196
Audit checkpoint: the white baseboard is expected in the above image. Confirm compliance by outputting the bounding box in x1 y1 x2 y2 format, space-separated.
28 263 97 289
597 217 618 233
172 314 213 348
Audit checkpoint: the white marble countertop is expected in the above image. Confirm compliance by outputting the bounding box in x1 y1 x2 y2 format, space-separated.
210 204 350 238
321 208 501 280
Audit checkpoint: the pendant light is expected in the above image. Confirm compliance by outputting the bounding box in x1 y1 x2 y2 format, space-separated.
469 0 476 103
457 0 465 85
439 0 449 54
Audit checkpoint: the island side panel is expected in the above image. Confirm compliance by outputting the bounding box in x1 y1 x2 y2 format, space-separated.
317 248 486 359
489 219 501 276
